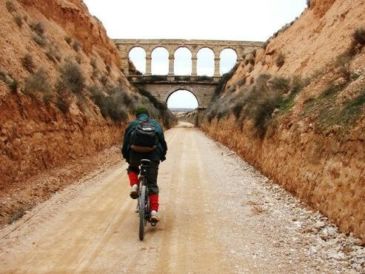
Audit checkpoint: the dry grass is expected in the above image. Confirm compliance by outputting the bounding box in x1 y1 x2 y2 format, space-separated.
276 53 285 68
21 54 35 73
24 69 51 95
14 15 23 27
30 22 45 37
6 1 16 13
353 27 365 46
58 61 85 94
32 34 47 47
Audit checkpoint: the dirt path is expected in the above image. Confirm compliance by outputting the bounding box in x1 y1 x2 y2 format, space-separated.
0 123 364 273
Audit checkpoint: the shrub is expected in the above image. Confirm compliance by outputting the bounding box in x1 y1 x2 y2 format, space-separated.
108 102 128 122
64 36 72 45
32 34 47 47
56 96 70 114
90 89 128 122
353 27 365 45
217 109 229 121
255 74 271 92
59 61 85 94
14 15 22 27
21 54 35 73
6 1 16 12
100 74 109 86
0 70 6 82
269 76 290 93
45 46 61 63
341 91 365 123
75 55 82 64
30 22 45 37
276 53 285 68
320 83 345 98
43 93 53 105
106 64 111 74
0 70 18 93
72 41 81 52
8 79 18 93
252 94 282 138
90 58 97 69
232 102 244 119
24 69 51 95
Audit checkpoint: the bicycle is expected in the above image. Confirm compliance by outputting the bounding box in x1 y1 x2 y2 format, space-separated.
137 159 158 241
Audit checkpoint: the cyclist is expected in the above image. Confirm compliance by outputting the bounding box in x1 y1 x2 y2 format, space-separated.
121 107 167 222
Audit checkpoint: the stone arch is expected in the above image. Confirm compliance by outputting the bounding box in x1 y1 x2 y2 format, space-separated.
166 87 200 108
219 48 238 75
151 47 169 75
197 48 215 76
174 47 192 75
128 47 146 74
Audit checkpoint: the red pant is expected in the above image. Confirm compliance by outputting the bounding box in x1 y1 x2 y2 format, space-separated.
128 171 159 211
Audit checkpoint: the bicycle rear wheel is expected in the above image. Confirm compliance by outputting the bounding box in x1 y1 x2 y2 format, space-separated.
138 185 147 241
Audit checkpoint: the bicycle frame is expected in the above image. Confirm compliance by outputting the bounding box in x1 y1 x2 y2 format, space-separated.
138 159 152 241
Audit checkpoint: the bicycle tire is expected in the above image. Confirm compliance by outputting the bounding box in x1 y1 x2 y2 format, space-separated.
138 185 147 241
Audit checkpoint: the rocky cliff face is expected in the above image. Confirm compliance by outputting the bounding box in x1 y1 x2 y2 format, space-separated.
201 0 365 243
0 0 174 225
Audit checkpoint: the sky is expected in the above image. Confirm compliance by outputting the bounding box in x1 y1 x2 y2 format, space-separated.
84 0 307 109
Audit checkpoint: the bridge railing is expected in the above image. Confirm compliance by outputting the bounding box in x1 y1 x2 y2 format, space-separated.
127 74 222 84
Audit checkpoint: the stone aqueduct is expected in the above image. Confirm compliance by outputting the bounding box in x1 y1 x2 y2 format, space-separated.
113 39 262 108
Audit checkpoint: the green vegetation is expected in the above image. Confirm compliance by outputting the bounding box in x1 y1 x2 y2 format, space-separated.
302 80 365 134
207 73 308 138
341 91 365 123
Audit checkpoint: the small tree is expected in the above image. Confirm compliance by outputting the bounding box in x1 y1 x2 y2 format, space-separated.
59 61 85 94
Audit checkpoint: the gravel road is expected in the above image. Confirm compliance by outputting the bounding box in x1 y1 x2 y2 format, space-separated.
0 122 364 273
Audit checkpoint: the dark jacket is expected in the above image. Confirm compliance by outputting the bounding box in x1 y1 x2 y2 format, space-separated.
121 113 167 161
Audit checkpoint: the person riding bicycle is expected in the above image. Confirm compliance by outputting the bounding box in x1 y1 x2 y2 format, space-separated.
121 106 167 222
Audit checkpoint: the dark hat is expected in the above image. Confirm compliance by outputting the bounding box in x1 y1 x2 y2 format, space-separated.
134 106 149 116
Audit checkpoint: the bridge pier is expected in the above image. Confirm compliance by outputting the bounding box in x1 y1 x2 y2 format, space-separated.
146 52 152 76
214 57 220 77
168 54 174 76
192 54 197 77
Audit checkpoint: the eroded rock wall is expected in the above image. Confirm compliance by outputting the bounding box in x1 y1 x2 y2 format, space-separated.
201 0 365 242
0 0 131 189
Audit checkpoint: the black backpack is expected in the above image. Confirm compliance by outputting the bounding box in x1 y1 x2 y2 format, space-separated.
130 119 158 148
